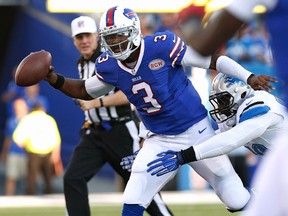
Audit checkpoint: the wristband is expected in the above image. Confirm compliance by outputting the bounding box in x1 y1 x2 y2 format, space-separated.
247 73 255 84
50 74 65 89
180 147 197 164
99 98 104 107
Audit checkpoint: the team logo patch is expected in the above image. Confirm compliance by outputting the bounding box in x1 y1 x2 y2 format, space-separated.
149 59 165 70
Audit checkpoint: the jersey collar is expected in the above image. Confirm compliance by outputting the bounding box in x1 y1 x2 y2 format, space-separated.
117 39 144 75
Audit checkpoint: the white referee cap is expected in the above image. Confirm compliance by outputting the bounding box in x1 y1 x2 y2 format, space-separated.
71 16 97 37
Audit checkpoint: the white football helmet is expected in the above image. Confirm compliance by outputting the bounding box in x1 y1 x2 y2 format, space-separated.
209 73 253 124
99 6 142 61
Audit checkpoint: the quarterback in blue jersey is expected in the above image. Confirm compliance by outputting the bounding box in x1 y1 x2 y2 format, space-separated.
44 6 276 216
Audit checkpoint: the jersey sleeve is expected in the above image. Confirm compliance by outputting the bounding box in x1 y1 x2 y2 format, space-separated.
239 104 270 123
154 31 187 67
85 75 114 99
237 97 270 123
181 46 211 68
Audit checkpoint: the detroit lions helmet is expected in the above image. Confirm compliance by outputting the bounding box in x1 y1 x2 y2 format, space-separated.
209 73 253 124
99 6 142 61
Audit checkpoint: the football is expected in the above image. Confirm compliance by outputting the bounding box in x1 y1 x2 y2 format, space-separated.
15 50 52 87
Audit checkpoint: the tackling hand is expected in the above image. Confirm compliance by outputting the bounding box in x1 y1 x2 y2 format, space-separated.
247 74 277 92
147 150 185 177
120 149 140 172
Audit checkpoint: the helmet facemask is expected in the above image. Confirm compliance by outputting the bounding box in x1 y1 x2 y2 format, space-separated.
100 26 139 61
209 91 243 124
209 73 252 126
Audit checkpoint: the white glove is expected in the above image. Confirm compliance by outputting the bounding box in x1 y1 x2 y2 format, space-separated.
120 149 140 172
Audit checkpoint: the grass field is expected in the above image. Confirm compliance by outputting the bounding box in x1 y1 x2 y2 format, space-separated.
0 204 240 216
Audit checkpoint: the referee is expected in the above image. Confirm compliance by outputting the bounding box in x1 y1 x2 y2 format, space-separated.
64 16 173 216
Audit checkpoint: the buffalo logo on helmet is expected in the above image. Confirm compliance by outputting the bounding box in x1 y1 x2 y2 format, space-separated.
123 8 137 20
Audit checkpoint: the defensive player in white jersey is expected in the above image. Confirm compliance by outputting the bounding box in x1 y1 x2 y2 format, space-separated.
43 6 276 216
146 73 287 176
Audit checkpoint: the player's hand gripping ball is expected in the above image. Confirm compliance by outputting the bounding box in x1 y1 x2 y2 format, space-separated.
15 50 52 86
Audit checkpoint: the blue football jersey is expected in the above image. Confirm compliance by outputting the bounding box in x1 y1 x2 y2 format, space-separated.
95 31 207 135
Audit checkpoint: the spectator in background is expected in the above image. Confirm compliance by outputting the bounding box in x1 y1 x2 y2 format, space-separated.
224 23 278 94
139 14 158 36
156 12 180 35
13 102 61 195
0 67 25 117
0 98 29 195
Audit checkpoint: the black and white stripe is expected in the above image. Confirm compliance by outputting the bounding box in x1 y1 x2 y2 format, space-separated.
77 47 132 124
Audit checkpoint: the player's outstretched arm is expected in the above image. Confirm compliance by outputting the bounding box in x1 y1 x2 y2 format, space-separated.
182 48 277 92
147 112 280 177
209 55 277 92
45 66 94 100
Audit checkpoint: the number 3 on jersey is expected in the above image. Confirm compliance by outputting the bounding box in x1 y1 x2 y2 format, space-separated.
132 82 162 114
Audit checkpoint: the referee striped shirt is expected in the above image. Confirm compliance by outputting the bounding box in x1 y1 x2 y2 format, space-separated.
77 47 132 124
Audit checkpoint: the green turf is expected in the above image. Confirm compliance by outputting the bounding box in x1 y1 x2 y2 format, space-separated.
0 204 240 216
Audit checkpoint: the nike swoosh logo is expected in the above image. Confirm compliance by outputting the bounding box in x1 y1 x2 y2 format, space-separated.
246 100 253 106
198 127 207 134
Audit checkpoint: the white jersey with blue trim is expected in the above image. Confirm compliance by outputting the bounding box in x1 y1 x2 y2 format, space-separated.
236 91 287 155
193 90 287 160
95 31 207 135
236 91 286 124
